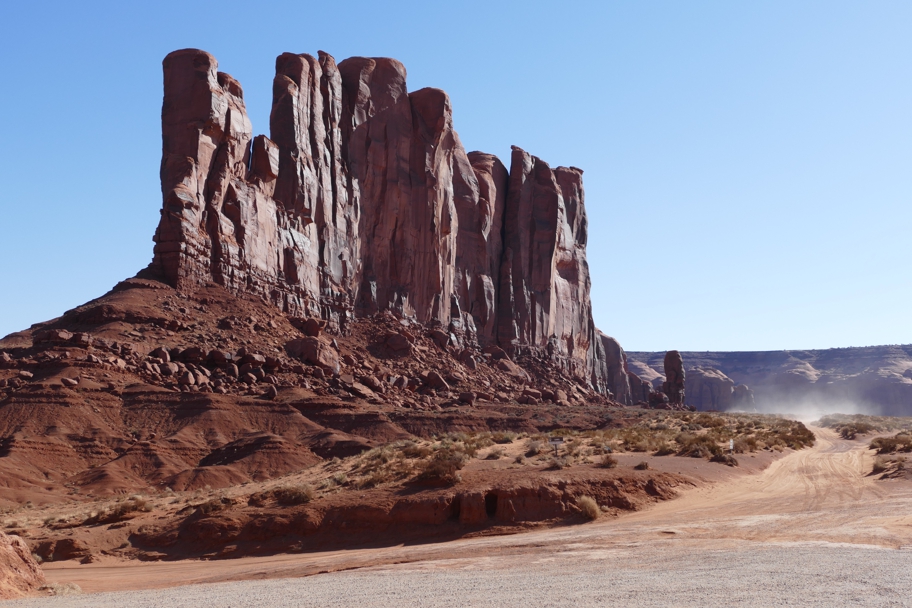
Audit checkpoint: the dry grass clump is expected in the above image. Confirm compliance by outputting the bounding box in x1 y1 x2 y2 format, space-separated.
870 433 912 455
710 453 738 467
273 484 315 505
416 447 467 484
675 433 722 458
491 431 517 444
634 461 650 470
598 454 618 469
525 440 544 457
39 583 82 596
653 443 676 456
576 495 600 520
485 447 505 460
349 441 425 488
84 496 152 525
196 497 234 514
547 456 570 470
817 414 912 437
872 455 905 475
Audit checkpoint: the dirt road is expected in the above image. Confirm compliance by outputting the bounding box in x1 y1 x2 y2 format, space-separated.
10 428 912 606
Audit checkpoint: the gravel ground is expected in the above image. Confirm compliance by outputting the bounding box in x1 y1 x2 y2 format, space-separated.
10 540 912 607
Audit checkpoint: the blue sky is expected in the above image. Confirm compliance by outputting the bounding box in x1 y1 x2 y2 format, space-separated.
0 1 909 351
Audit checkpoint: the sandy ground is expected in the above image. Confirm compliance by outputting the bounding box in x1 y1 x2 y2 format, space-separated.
9 427 912 606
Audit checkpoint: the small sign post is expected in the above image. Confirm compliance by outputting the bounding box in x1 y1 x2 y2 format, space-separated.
549 437 564 455
729 438 734 454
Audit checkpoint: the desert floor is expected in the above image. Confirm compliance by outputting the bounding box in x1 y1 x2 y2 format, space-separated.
8 427 912 607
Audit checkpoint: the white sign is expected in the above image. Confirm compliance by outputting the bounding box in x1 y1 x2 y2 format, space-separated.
729 439 734 451
549 437 564 445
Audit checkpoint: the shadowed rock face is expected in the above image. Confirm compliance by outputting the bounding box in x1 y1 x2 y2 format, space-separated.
149 49 607 390
600 333 632 405
687 367 735 411
663 350 685 405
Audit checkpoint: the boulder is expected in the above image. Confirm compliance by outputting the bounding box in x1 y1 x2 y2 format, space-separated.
424 371 449 391
429 329 450 349
34 329 72 343
385 333 412 354
285 337 340 375
458 391 476 404
496 358 529 381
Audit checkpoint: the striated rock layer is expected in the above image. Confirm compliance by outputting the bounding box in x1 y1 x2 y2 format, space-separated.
148 49 607 390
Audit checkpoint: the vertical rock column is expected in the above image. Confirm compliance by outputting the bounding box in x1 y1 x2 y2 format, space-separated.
153 49 255 289
498 146 606 388
270 51 358 321
463 152 508 345
663 350 686 404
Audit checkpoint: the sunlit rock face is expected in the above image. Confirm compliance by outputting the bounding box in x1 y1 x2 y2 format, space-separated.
149 49 607 390
627 346 912 415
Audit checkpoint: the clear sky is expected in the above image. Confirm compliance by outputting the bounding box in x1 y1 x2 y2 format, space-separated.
0 1 909 351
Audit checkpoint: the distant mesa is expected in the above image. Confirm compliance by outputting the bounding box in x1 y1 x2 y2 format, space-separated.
627 346 912 415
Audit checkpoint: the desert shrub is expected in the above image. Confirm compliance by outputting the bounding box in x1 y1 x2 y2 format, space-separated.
870 434 912 455
417 448 467 483
599 454 618 469
654 443 676 456
872 456 890 474
400 441 432 459
196 497 235 514
485 447 504 460
547 457 570 470
492 431 517 444
733 437 757 453
576 495 600 520
710 454 738 467
694 413 726 428
84 496 152 525
634 461 650 470
274 484 315 506
526 440 543 457
566 439 584 456
837 421 874 439
675 433 722 458
514 455 525 464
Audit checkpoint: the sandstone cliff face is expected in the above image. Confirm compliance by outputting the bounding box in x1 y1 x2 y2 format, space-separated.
149 49 606 390
599 333 632 405
686 367 735 411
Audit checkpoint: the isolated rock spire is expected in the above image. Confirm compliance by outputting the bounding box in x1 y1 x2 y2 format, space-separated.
150 48 608 390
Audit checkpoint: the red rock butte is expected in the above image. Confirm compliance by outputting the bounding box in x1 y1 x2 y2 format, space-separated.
146 49 611 392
